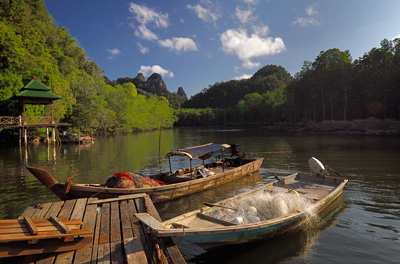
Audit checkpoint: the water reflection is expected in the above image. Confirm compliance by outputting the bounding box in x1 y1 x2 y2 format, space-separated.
1 128 400 263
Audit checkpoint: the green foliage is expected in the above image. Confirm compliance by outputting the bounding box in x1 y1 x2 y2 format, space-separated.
0 0 176 133
179 39 400 126
182 65 293 109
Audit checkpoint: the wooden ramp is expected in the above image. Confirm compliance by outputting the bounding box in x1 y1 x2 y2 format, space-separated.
0 194 186 264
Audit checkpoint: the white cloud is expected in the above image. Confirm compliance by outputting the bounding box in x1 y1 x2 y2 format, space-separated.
393 34 400 40
293 4 320 27
129 3 169 28
187 0 221 25
252 24 269 37
180 18 184 24
234 74 252 80
241 0 259 5
292 17 320 27
106 48 120 59
129 3 169 40
242 60 260 69
135 25 158 41
305 4 318 16
158 37 198 52
235 6 256 24
107 48 120 56
139 65 174 78
137 43 149 54
220 28 286 61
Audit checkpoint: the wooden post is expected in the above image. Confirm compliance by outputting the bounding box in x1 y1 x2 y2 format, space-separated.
46 128 49 143
52 127 56 143
24 128 27 145
23 103 26 125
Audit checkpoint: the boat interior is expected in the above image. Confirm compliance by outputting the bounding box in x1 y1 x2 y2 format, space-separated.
150 157 257 184
164 173 345 229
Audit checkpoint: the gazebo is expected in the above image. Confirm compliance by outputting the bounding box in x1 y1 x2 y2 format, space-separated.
13 78 62 123
9 78 65 144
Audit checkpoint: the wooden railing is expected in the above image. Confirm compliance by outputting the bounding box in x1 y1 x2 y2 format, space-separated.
24 117 52 125
0 116 20 125
0 116 52 126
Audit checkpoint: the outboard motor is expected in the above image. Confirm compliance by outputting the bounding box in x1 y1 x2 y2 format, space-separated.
308 157 328 177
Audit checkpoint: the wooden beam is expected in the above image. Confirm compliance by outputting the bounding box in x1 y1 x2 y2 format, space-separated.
23 216 38 235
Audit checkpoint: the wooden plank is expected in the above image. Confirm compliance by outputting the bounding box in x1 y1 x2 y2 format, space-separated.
0 229 92 242
52 251 74 264
0 218 78 228
73 198 97 264
133 198 156 264
110 241 123 264
50 216 72 234
23 216 38 235
110 201 121 242
123 237 148 264
45 201 65 218
127 199 152 264
57 199 77 219
90 209 101 264
144 195 186 264
120 200 147 263
70 198 88 220
119 200 133 239
55 198 89 264
18 205 38 220
97 243 111 264
0 222 83 235
0 236 92 258
88 193 146 204
35 253 59 264
134 213 164 229
31 202 52 219
99 202 110 245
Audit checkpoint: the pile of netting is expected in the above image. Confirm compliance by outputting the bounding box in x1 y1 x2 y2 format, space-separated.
104 172 165 189
207 190 319 225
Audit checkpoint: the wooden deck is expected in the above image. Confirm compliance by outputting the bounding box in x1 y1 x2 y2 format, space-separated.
1 194 186 264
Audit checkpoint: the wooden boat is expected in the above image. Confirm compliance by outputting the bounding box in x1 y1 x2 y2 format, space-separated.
135 158 348 248
27 143 263 203
0 216 92 258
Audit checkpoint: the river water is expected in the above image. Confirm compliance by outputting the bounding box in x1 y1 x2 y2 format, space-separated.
0 127 399 263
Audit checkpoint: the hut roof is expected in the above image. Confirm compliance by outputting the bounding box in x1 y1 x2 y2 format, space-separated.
13 79 62 104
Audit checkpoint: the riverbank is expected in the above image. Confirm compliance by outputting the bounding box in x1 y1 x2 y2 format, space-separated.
284 119 400 136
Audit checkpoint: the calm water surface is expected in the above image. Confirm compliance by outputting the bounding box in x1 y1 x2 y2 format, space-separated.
0 127 399 263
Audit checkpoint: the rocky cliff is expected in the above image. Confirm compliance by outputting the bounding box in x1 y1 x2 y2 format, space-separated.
113 73 187 108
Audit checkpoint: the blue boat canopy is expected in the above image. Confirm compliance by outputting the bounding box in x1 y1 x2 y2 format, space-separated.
165 143 231 159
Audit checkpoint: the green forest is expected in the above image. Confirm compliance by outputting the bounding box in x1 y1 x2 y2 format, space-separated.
179 41 400 126
1 0 399 136
0 0 176 135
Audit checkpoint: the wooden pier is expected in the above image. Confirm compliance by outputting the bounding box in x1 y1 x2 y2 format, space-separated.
1 194 186 264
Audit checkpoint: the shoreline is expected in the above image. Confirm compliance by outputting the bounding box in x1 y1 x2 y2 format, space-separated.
260 120 400 137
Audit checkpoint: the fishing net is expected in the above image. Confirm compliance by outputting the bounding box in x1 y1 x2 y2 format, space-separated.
207 190 320 226
105 172 163 188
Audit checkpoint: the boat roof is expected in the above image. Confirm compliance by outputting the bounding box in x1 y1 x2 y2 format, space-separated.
165 143 231 159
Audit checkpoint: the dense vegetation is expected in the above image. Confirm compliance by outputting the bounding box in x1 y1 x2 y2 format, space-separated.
0 0 176 134
180 40 400 126
1 0 399 134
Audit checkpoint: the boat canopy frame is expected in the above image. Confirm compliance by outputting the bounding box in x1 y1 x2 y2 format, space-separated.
164 143 231 174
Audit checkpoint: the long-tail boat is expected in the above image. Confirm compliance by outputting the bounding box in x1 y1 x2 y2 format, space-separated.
27 143 263 203
135 158 348 248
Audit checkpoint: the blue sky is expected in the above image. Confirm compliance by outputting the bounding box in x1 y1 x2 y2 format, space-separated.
44 0 400 97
